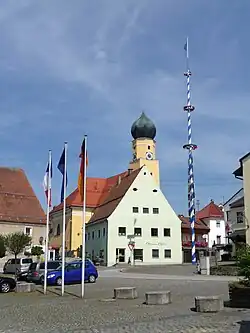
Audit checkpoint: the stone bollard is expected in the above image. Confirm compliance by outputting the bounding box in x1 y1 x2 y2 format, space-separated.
145 291 171 305
114 287 138 299
16 282 36 293
195 296 224 313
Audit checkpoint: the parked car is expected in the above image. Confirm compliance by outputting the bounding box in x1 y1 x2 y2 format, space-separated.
27 261 62 284
3 258 33 275
47 259 98 286
0 276 16 293
17 270 29 281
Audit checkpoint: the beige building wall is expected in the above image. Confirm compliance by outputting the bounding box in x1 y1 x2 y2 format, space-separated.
129 138 160 185
242 156 250 244
0 221 46 246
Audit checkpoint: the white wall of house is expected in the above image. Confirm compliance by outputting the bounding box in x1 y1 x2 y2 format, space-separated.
223 188 243 230
106 167 182 266
85 221 108 264
202 218 226 247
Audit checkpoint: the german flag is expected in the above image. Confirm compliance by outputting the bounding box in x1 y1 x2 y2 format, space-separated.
78 138 88 201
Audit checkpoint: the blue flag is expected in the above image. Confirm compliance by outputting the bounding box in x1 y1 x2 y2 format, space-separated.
184 38 189 58
57 148 68 203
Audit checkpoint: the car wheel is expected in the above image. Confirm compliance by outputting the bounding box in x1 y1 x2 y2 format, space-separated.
40 276 44 284
1 282 11 293
56 277 62 286
88 275 96 283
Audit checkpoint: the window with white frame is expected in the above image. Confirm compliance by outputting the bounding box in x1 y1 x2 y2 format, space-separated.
118 227 126 236
153 208 159 214
152 249 159 258
164 249 171 258
134 227 142 236
164 228 171 237
216 235 221 244
132 207 139 213
151 228 158 237
216 221 220 228
236 211 244 223
25 227 32 236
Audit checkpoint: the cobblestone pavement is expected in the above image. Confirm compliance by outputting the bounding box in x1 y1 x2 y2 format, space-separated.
0 276 249 332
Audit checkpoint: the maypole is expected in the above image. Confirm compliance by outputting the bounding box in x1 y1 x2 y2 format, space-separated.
183 37 198 264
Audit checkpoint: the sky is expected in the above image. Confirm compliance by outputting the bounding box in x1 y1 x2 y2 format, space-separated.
0 0 249 214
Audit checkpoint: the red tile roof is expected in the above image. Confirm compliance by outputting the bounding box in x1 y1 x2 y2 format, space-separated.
0 168 45 224
88 168 142 224
179 215 210 231
51 170 135 214
196 200 224 220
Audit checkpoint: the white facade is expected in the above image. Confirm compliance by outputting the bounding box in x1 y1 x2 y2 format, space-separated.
86 166 182 266
201 218 226 247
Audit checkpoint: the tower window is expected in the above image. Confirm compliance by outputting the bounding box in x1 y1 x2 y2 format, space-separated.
143 207 149 214
133 188 138 191
148 145 150 150
153 189 158 193
144 172 147 175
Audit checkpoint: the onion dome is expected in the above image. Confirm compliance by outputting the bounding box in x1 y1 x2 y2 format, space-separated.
131 112 156 140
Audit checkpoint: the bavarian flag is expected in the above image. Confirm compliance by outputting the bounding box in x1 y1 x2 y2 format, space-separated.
78 138 88 201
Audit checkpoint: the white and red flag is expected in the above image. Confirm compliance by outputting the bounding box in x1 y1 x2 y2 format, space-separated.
43 153 52 207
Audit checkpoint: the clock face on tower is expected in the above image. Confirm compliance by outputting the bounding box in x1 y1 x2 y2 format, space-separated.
145 151 153 160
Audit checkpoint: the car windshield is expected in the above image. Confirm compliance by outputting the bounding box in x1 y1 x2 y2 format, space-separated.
55 260 89 270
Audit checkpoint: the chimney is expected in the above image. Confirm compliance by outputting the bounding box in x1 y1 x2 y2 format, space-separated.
117 175 121 186
128 168 133 175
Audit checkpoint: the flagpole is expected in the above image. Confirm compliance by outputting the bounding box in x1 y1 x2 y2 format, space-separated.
61 142 67 296
44 150 52 295
81 135 87 298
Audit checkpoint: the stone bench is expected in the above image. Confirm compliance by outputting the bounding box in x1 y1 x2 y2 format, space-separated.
195 296 223 313
114 287 138 299
16 282 36 293
145 291 171 305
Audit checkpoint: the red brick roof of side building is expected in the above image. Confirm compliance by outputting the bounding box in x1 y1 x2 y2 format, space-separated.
196 199 224 220
0 167 45 224
179 215 210 232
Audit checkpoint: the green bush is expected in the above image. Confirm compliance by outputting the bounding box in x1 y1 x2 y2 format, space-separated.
236 244 250 285
31 246 44 257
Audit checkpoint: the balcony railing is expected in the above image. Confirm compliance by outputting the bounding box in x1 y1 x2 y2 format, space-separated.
182 241 208 248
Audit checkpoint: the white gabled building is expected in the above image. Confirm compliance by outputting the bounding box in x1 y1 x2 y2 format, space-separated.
86 166 182 266
86 112 182 266
196 200 226 248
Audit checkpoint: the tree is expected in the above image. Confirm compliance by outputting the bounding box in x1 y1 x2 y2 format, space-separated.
4 232 32 278
31 246 44 259
0 235 6 258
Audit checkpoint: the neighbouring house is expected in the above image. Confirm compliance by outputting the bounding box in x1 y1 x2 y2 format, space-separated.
196 200 226 249
223 188 244 244
0 167 46 252
224 152 250 247
179 215 210 263
50 112 183 266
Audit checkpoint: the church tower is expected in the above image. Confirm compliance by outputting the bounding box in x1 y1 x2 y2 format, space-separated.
129 112 160 185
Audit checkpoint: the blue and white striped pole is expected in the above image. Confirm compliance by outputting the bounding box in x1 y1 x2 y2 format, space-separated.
183 37 197 264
